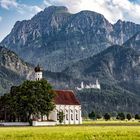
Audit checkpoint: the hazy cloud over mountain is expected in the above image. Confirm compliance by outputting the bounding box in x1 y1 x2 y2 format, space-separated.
44 0 140 24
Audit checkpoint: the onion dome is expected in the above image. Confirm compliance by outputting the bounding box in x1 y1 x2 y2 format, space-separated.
34 64 43 72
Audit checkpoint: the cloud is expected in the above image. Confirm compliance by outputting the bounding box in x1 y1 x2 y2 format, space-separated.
43 0 80 11
0 16 2 22
0 0 42 16
1 0 140 24
0 0 18 9
43 0 140 24
17 4 42 16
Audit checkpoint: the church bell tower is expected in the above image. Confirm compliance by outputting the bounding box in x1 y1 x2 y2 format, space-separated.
34 64 43 81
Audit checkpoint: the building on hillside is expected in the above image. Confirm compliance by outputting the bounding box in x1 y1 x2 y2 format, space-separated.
33 65 82 125
76 80 101 91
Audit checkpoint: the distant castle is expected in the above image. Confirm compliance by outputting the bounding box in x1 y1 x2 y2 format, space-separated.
76 79 101 90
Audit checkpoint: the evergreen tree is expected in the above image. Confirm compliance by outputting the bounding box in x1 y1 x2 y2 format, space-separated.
88 111 96 120
104 113 110 121
126 113 132 120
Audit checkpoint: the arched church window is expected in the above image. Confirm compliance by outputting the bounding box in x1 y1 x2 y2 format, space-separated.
65 110 68 120
70 110 73 120
75 110 78 120
71 114 73 120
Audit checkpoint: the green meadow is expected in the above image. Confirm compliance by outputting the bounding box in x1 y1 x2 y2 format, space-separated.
0 121 140 140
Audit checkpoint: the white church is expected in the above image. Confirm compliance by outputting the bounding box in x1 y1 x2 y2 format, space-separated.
33 65 82 126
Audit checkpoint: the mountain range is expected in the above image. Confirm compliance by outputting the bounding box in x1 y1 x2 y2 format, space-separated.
1 6 140 115
1 6 140 72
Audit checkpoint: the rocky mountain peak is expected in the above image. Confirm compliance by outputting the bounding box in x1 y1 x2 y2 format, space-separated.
44 6 69 13
32 5 70 21
1 6 140 72
115 19 124 25
73 10 111 28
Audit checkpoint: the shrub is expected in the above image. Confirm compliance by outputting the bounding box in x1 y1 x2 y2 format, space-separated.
96 114 102 119
135 114 140 120
58 111 65 124
88 111 96 120
116 113 125 120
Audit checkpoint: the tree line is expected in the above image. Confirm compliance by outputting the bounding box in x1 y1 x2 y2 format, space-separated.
0 79 56 124
88 111 140 121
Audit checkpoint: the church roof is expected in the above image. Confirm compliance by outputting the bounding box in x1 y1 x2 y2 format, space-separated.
54 90 80 105
34 64 43 72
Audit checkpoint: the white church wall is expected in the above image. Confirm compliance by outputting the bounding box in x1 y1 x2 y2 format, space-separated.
34 104 82 126
49 110 57 121
54 105 82 124
32 121 56 126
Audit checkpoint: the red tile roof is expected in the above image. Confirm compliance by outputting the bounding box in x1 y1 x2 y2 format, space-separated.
54 90 80 105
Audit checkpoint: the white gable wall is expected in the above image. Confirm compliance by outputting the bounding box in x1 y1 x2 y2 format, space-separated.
49 105 82 124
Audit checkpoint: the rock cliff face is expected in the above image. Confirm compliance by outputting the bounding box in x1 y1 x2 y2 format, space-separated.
113 20 140 44
0 46 34 79
1 6 140 72
0 46 34 94
124 31 140 51
64 45 140 85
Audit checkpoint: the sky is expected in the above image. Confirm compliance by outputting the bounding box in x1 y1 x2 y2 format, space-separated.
0 0 140 41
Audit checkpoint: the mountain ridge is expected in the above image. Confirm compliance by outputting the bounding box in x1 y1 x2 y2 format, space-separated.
1 6 140 114
0 45 140 114
2 6 140 72
62 45 140 114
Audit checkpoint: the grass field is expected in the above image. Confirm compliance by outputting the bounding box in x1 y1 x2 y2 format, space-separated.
83 119 140 125
0 121 140 140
